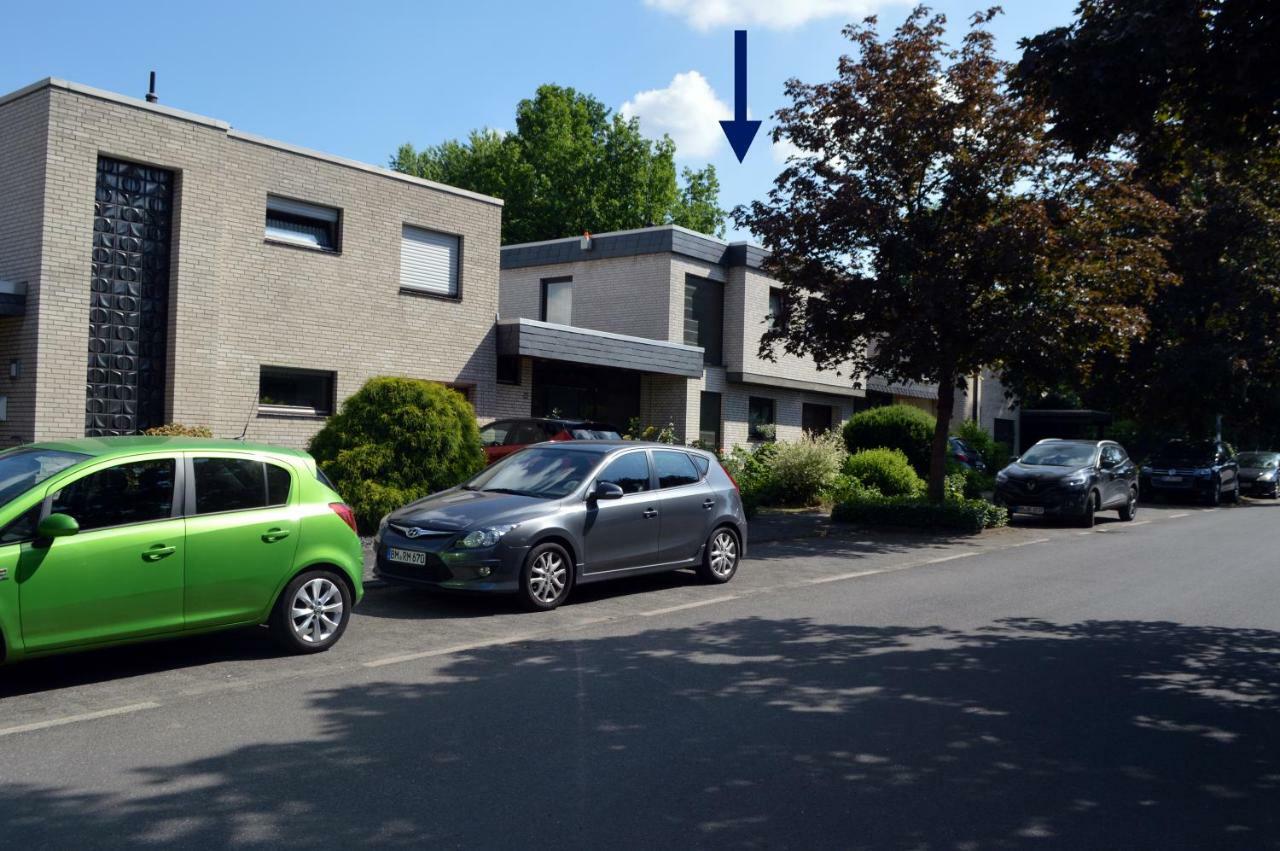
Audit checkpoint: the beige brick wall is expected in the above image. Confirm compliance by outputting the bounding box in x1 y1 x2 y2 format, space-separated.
0 88 52 445
16 81 502 448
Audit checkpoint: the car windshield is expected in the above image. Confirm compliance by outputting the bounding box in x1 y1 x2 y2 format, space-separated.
1152 441 1215 465
464 447 601 499
0 448 90 510
1238 452 1280 469
570 428 621 440
1019 443 1097 468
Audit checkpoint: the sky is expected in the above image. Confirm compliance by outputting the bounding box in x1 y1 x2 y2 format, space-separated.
3 0 1079 243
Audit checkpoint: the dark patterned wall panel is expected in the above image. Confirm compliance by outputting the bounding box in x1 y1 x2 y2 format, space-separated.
85 157 174 436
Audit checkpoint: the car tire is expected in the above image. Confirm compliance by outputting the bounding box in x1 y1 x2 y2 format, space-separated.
270 569 352 655
1078 491 1097 528
519 542 573 611
1226 481 1240 504
1207 477 1222 507
1119 487 1138 521
698 526 740 584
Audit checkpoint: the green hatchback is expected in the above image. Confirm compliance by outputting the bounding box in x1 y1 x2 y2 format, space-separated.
0 437 364 664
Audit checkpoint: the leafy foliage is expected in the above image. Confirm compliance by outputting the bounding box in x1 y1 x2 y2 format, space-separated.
766 431 847 506
143 423 213 438
307 377 485 533
843 405 935 474
622 418 677 444
392 85 726 244
721 443 780 518
842 448 925 498
832 493 1008 534
735 8 1172 501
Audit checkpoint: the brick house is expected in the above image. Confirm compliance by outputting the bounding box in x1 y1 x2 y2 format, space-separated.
0 78 502 448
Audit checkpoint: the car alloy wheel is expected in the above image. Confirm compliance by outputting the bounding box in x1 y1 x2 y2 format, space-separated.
1120 488 1138 521
1078 492 1097 528
520 543 572 611
1209 477 1222 506
698 527 740 584
291 577 345 645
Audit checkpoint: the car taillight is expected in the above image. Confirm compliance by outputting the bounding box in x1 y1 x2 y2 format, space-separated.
956 453 970 462
329 503 358 534
720 463 740 492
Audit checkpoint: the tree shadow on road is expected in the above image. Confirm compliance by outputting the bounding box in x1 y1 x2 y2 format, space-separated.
3 615 1279 848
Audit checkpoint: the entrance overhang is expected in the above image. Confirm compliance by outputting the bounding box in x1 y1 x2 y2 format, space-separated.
497 318 704 378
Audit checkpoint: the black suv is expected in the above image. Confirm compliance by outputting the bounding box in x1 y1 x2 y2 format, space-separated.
1140 439 1240 505
995 439 1139 527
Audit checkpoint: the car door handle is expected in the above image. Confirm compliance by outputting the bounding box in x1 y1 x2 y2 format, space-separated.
142 544 176 562
643 508 658 519
262 528 291 543
702 498 716 509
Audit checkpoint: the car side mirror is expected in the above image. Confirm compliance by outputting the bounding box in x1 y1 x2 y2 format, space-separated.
37 513 80 539
590 482 624 501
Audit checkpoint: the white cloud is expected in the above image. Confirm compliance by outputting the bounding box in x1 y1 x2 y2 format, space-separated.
771 135 807 163
620 71 733 159
644 0 908 31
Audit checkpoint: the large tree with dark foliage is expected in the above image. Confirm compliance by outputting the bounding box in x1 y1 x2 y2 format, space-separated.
1014 0 1280 444
736 7 1171 501
392 85 726 244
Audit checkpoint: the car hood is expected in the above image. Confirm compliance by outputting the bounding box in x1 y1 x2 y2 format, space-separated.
387 488 559 531
1002 463 1092 482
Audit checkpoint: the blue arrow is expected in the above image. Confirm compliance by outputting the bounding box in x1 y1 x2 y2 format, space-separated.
720 30 762 162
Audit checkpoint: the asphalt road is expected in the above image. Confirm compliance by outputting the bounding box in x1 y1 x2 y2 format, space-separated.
2 499 1279 849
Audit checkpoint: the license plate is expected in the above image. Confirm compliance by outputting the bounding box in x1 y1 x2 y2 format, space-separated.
1158 475 1183 483
387 547 427 566
1015 505 1045 516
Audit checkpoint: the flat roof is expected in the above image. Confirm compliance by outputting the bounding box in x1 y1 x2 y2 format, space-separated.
500 224 769 271
0 78 503 208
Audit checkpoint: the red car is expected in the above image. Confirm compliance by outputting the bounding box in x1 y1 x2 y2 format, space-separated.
478 418 622 464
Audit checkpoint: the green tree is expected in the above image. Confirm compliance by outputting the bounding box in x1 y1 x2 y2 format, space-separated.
1014 0 1280 443
393 84 726 244
735 8 1171 501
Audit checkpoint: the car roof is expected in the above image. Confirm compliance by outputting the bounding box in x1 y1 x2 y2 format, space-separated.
518 440 709 456
12 436 312 460
1034 439 1109 447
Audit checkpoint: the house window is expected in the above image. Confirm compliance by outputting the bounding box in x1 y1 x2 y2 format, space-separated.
400 225 460 298
699 391 722 449
541 277 573 325
748 396 776 442
994 417 1015 450
768 287 785 330
684 274 723 366
802 403 834 435
258 366 335 417
265 196 340 251
497 355 522 386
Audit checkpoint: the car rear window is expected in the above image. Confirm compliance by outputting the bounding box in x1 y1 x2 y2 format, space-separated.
653 450 700 489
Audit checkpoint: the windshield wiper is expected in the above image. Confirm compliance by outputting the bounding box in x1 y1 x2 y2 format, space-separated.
482 487 534 497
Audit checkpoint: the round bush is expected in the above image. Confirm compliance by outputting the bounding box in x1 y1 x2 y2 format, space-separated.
766 431 847 507
842 448 925 498
307 377 485 533
843 404 936 474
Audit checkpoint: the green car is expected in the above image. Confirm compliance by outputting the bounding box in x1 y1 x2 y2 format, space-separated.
0 437 363 664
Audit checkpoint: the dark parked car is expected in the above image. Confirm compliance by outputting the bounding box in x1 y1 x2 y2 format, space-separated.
995 439 1138 526
1234 451 1279 498
374 442 747 611
949 436 986 472
477 418 622 465
1140 439 1240 505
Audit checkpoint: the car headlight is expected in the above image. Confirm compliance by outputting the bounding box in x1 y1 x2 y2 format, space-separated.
1140 466 1152 475
1195 468 1213 477
1259 470 1277 482
457 525 517 548
995 470 1009 484
1064 473 1090 488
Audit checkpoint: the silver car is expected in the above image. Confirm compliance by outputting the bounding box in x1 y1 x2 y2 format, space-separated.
374 441 747 610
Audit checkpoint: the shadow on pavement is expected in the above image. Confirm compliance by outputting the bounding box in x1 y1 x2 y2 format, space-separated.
3 615 1278 847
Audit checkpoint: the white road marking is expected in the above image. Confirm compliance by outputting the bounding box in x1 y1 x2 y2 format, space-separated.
1006 537 1052 547
1169 513 1191 519
1127 520 1153 527
363 635 538 668
0 702 160 738
806 569 885 585
639 596 738 617
922 552 980 564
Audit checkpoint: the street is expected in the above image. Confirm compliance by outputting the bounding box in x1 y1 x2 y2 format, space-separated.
2 501 1279 849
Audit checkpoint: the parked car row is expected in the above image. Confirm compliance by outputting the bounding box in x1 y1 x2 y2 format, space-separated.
0 435 745 666
995 437 1275 527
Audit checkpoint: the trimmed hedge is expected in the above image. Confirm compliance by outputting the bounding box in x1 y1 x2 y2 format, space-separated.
832 494 1009 534
843 448 925 497
307 376 485 533
144 423 213 438
843 404 936 474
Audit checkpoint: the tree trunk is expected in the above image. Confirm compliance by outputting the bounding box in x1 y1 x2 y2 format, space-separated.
928 372 957 503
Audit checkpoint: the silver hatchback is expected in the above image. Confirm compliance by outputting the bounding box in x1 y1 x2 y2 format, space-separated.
374 441 748 610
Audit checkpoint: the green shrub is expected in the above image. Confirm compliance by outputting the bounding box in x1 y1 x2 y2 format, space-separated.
307 377 485 533
821 473 875 506
831 494 1009 534
767 431 847 506
144 423 213 438
944 472 968 501
953 419 1012 469
843 404 936 473
843 448 925 497
722 442 783 518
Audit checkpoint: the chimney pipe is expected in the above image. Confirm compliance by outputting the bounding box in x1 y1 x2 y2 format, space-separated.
145 71 158 103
